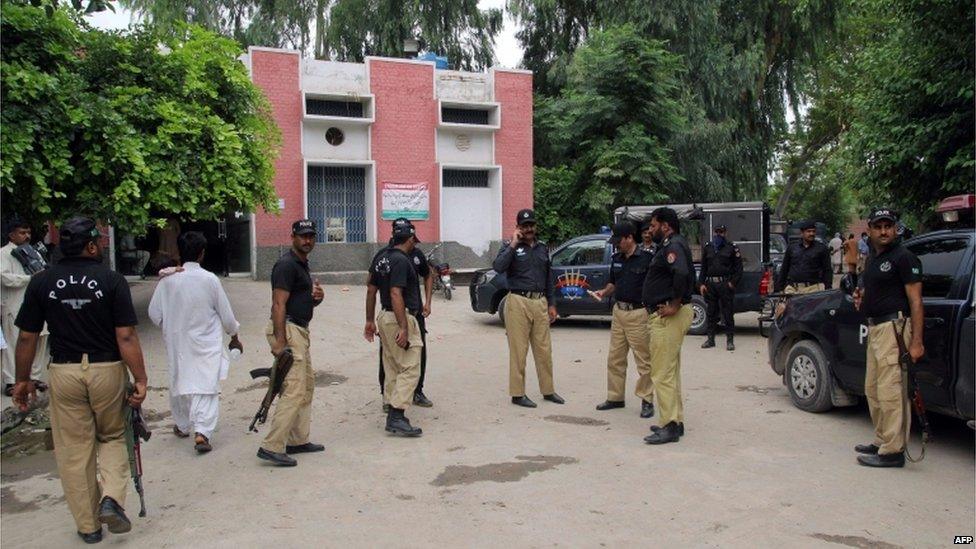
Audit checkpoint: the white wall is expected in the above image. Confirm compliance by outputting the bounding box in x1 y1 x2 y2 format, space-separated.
302 60 369 95
436 70 492 102
440 167 501 256
303 121 369 161
436 129 492 165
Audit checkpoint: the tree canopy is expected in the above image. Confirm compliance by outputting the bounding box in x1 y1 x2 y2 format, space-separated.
0 3 280 233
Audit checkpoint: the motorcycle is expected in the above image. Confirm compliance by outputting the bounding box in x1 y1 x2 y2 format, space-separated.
425 243 454 301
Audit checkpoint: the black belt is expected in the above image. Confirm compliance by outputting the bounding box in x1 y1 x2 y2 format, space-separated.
867 312 904 326
510 290 545 299
52 351 121 364
615 301 644 311
789 281 820 287
705 276 729 283
382 308 420 317
286 316 309 329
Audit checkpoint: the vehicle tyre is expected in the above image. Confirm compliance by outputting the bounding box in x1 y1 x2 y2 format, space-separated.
688 295 708 335
444 287 452 301
785 339 834 413
496 295 507 325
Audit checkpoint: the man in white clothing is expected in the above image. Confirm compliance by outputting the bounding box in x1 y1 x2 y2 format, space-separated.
148 231 242 453
1 216 49 394
829 232 844 274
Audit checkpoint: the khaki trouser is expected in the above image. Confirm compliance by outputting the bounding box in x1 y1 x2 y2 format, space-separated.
504 293 555 397
606 306 654 402
648 305 693 426
263 322 314 454
784 283 825 295
377 310 423 410
865 318 912 455
48 357 129 534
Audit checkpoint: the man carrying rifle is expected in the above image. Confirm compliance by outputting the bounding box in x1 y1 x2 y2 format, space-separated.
12 216 148 544
257 220 325 467
853 208 925 468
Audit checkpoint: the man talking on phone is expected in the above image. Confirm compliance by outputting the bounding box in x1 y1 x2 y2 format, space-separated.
492 209 564 408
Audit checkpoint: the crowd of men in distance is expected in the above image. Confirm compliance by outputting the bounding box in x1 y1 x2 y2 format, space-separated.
5 203 925 543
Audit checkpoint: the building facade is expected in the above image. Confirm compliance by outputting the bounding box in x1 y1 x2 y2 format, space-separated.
244 47 534 278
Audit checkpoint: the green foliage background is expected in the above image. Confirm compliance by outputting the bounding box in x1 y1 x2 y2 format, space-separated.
1 3 280 234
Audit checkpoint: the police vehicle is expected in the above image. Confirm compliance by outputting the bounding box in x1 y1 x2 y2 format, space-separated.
764 196 975 421
470 201 776 333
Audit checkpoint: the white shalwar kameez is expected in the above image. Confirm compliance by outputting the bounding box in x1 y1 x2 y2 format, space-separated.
148 263 239 439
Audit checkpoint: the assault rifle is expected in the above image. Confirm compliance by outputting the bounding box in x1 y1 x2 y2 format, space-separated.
247 349 294 432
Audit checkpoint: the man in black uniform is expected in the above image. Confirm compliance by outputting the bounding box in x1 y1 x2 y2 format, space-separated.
591 222 655 417
373 223 425 436
699 225 743 351
258 219 326 467
640 221 656 253
775 220 832 295
853 208 924 468
12 217 148 544
641 207 695 445
365 218 434 411
492 209 564 408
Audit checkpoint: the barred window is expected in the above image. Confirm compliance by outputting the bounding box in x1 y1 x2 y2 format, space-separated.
306 99 364 118
443 169 489 188
307 166 367 243
441 107 490 125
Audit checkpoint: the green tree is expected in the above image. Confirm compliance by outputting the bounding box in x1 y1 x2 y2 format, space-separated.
1 3 280 233
533 25 685 243
121 0 503 69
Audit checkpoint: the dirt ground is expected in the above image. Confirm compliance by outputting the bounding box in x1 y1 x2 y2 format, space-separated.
1 279 973 548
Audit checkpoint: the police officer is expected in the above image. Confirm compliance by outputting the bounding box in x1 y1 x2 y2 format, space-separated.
257 219 326 467
373 222 424 436
699 225 743 351
775 220 832 295
641 207 695 445
853 208 924 468
366 218 434 411
639 220 656 253
12 217 148 543
592 222 655 418
492 209 564 408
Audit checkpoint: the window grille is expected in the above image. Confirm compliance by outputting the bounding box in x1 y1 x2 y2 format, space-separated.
307 166 367 243
443 169 489 188
306 99 364 118
441 107 490 125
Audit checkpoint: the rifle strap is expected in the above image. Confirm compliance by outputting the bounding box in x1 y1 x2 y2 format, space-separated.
893 319 926 463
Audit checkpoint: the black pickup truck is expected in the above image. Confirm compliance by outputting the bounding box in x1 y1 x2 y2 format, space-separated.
765 228 975 421
470 201 776 334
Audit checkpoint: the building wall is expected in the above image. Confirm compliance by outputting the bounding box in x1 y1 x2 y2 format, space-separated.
493 70 534 235
369 59 439 243
250 49 304 249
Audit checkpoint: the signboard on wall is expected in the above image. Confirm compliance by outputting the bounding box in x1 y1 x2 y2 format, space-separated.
381 182 429 220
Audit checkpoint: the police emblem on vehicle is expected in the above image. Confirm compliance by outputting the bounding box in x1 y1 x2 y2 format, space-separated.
880 260 892 272
555 269 590 300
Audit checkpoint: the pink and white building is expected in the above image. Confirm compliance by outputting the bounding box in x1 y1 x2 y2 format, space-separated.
243 47 534 277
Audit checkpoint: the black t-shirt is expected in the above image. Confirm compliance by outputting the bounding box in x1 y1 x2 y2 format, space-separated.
379 249 422 312
860 242 922 318
15 256 138 357
609 248 653 304
271 250 315 324
368 242 429 304
642 234 695 308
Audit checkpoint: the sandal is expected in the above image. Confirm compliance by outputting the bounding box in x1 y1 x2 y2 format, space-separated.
194 433 212 454
173 426 190 438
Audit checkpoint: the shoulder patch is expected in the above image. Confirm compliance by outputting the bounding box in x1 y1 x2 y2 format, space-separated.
666 251 677 264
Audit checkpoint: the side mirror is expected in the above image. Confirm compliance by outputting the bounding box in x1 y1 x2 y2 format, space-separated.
840 273 858 295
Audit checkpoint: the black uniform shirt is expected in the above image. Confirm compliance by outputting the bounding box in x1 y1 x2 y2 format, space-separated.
15 256 137 357
642 234 695 308
699 241 743 285
271 250 315 324
380 249 422 312
609 248 653 304
860 242 922 318
777 240 832 290
492 240 555 305
368 241 429 304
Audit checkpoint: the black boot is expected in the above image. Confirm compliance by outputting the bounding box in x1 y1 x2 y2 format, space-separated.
77 528 103 544
97 497 131 534
286 442 325 454
386 408 423 437
596 400 624 411
640 400 655 418
701 336 715 349
857 452 905 468
543 393 565 404
413 391 433 408
644 422 681 444
726 336 735 351
511 395 537 408
257 447 297 466
650 422 684 436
